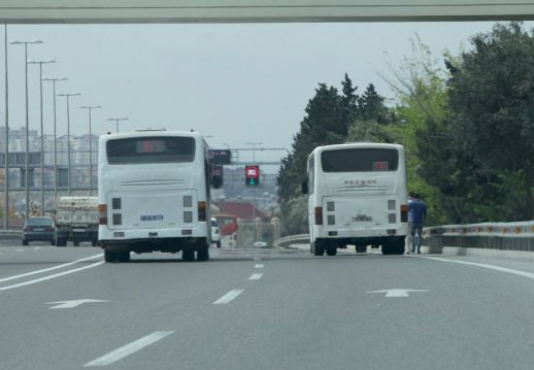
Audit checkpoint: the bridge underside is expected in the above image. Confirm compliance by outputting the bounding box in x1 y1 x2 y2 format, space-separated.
1 1 533 24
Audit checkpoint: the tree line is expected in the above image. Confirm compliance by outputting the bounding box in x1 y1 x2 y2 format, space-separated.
277 22 534 235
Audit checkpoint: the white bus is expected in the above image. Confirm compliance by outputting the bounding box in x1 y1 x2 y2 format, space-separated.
303 143 408 256
98 130 212 262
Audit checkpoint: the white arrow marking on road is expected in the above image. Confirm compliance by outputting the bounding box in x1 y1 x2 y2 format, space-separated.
46 299 108 309
367 289 429 298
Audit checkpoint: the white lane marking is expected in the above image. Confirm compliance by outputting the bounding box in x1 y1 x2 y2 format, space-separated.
47 299 108 309
248 273 263 281
0 254 103 284
84 331 173 367
253 257 262 261
213 289 244 304
254 264 264 269
0 261 104 291
424 256 534 280
425 256 534 279
367 289 429 298
34 247 42 250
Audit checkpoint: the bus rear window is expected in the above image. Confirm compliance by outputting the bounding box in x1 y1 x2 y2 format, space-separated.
106 137 196 164
321 148 399 172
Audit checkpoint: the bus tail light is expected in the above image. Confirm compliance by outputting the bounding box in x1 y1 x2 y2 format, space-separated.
198 201 207 222
400 204 408 223
314 207 323 226
98 204 108 225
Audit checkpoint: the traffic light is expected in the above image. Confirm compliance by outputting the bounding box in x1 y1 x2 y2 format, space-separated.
245 165 260 186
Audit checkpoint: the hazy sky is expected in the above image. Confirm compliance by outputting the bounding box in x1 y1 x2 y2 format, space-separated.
1 21 530 164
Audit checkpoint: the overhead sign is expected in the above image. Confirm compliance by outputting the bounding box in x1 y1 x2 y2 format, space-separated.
0 1 532 23
209 149 232 165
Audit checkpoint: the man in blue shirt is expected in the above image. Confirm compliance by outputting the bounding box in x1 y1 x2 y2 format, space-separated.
408 193 427 254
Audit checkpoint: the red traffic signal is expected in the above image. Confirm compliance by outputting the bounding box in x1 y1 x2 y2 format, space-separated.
245 165 260 186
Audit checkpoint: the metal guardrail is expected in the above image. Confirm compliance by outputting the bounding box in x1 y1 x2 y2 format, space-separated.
424 221 534 253
276 221 534 254
273 234 310 248
0 229 23 241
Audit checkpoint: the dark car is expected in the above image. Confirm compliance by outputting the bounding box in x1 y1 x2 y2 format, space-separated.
22 217 57 246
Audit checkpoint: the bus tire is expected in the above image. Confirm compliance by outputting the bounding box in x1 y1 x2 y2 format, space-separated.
183 249 195 262
381 243 393 255
104 250 117 263
119 251 130 262
197 245 210 261
326 247 337 256
313 241 325 256
356 245 367 253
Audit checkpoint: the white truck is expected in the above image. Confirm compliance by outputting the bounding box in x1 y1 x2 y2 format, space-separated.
55 196 99 247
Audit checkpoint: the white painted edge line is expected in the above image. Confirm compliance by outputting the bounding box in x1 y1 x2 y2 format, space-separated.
254 264 264 268
248 273 263 281
0 261 104 291
0 254 103 284
423 256 534 280
213 289 244 304
84 331 174 367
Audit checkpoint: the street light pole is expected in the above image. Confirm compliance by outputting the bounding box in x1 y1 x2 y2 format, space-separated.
80 105 101 196
42 77 67 201
10 39 42 220
107 117 128 133
28 59 56 215
57 93 80 196
3 25 9 229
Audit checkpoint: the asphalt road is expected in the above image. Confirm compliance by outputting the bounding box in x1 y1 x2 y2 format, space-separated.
2 242 534 370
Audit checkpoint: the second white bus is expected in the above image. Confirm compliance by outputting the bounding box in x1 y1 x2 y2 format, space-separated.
98 130 212 262
303 143 408 256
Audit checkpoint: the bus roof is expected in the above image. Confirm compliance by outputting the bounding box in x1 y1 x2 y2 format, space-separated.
99 130 205 143
309 142 404 158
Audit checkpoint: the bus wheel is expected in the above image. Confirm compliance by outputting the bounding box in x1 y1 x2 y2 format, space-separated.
197 245 210 261
313 241 325 256
119 251 131 262
326 247 337 256
182 249 195 262
356 245 367 253
104 250 117 263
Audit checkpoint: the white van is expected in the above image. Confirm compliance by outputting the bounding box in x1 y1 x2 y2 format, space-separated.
303 143 408 256
98 130 212 262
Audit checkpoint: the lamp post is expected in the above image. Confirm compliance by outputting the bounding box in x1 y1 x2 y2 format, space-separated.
3 26 9 229
42 77 67 200
80 105 101 196
28 59 56 215
246 142 262 162
57 92 80 196
10 39 43 220
107 117 128 133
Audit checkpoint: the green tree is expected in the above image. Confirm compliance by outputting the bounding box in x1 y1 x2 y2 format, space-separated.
447 22 534 220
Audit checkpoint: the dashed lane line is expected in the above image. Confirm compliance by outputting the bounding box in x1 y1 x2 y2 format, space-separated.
254 264 264 268
213 289 244 304
84 331 174 367
248 273 263 281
